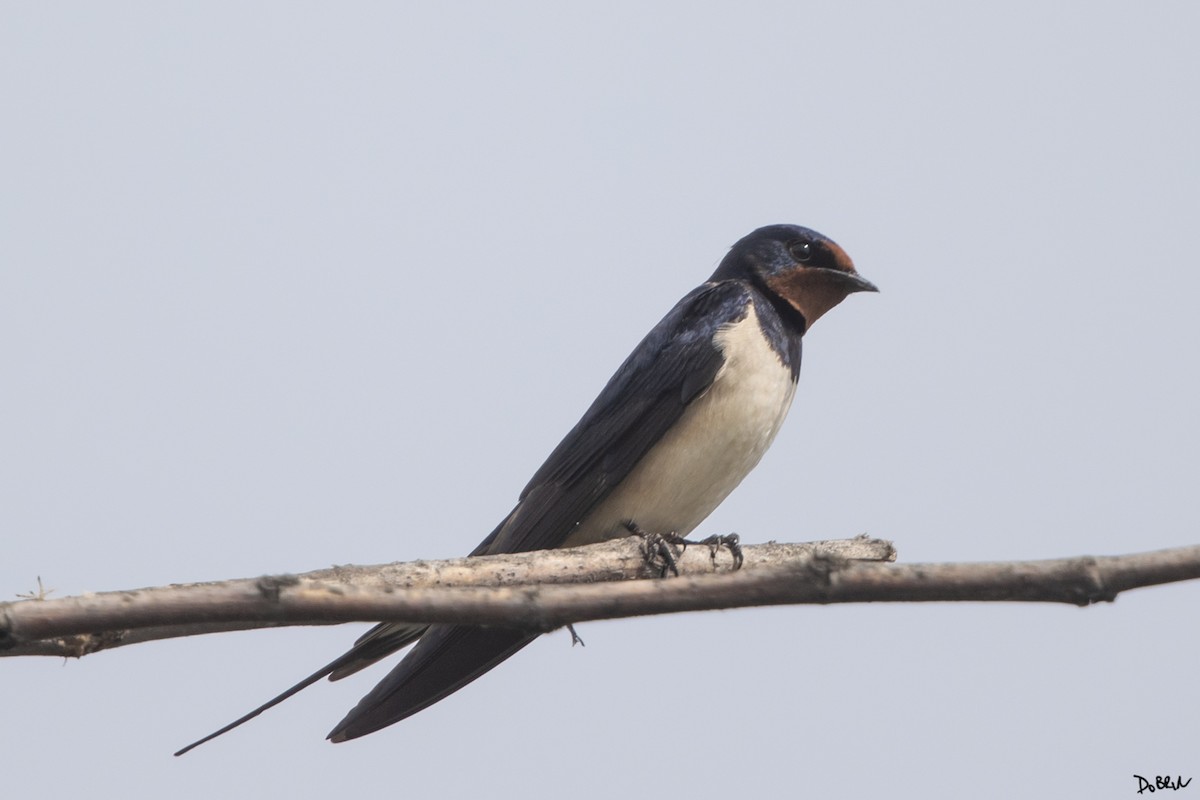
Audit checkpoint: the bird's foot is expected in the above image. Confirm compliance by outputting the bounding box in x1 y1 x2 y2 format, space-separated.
566 624 586 647
691 533 744 570
624 520 687 577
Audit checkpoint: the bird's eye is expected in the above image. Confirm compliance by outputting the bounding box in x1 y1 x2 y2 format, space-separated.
789 242 813 262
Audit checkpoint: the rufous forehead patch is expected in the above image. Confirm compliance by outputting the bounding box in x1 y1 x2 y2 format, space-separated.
822 239 857 274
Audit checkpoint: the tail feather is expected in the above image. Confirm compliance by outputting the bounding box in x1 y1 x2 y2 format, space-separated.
328 622 427 681
327 624 539 743
174 622 427 756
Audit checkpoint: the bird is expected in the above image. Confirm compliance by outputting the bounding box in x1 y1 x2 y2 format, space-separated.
175 223 877 754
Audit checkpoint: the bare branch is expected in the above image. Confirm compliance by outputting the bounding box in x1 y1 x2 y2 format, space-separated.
3 538 1198 661
0 537 890 657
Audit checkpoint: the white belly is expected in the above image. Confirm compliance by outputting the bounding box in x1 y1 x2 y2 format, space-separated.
562 303 797 547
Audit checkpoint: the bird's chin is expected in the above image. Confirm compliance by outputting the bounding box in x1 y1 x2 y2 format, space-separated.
767 268 877 329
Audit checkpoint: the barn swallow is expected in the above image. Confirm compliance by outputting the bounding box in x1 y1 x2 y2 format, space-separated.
175 223 876 754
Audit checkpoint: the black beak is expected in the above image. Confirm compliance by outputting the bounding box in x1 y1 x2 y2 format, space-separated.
840 271 880 294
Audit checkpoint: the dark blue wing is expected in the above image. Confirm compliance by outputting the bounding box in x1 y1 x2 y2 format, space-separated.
326 280 756 741
478 279 755 554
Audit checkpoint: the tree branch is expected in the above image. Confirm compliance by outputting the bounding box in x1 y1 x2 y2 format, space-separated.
1 537 889 657
3 537 1198 661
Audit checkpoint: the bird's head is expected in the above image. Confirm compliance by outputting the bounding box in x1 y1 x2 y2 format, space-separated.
711 224 878 331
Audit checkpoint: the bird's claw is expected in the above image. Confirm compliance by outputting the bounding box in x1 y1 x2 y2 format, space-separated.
624 520 687 577
695 533 744 570
624 522 744 575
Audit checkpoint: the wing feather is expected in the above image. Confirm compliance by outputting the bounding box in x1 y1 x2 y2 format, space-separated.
326 281 755 740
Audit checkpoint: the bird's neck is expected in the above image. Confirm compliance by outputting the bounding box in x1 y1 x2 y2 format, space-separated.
746 286 804 381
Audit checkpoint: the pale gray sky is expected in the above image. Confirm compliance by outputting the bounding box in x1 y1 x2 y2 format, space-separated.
3 3 1197 798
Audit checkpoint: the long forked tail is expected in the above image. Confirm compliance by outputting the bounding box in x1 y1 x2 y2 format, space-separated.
174 622 426 756
328 624 539 742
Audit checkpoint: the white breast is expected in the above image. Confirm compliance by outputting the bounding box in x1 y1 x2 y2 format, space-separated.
563 301 797 547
